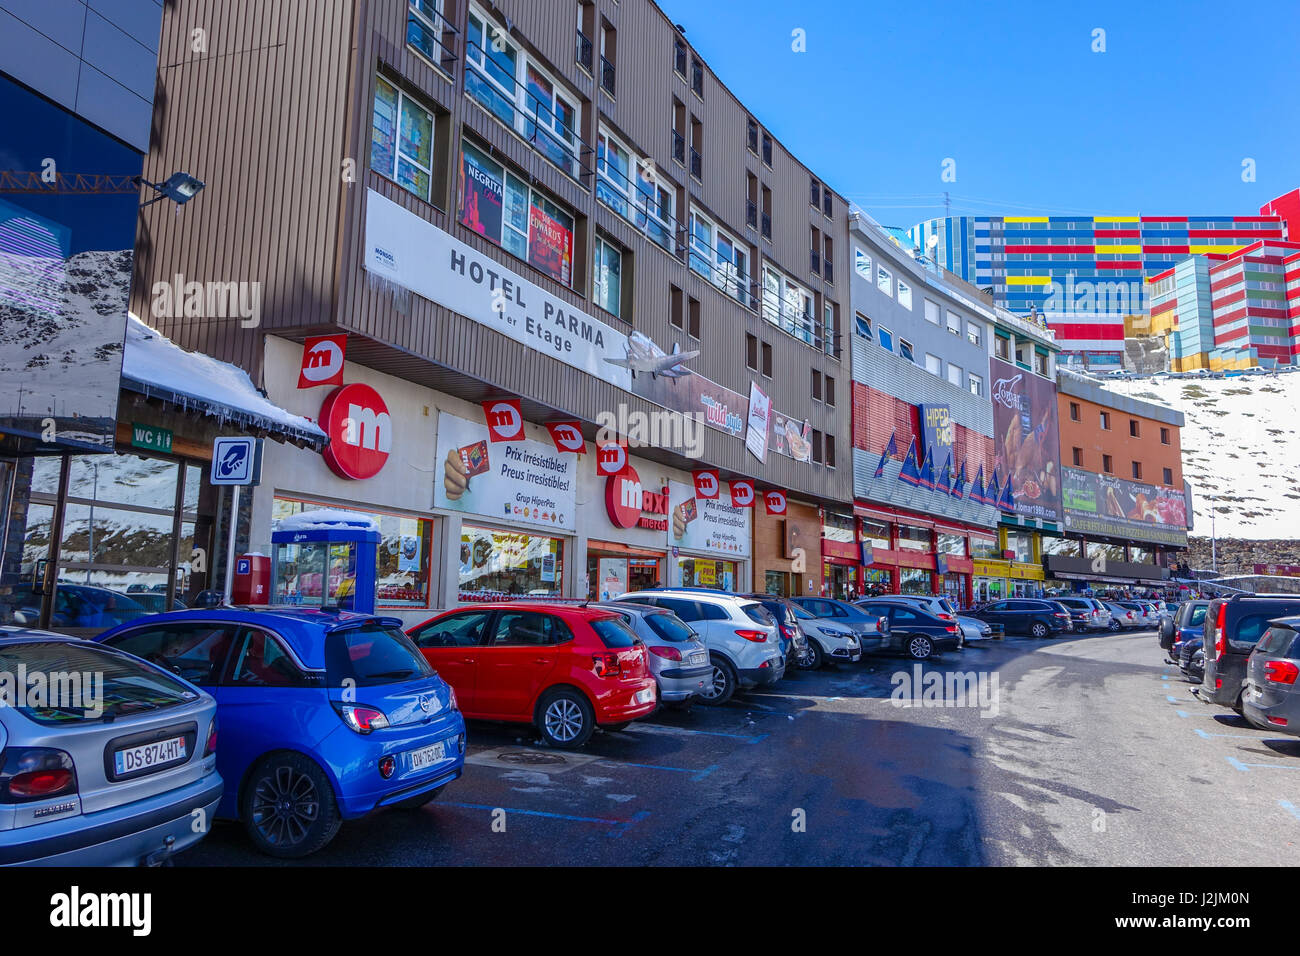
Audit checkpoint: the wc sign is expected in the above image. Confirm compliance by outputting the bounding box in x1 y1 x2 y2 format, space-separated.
296 334 347 388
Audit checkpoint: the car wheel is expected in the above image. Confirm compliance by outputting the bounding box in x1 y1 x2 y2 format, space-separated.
698 655 737 706
1108 619 1121 632
1233 691 1245 718
241 752 342 859
803 638 825 670
536 687 596 749
1029 621 1049 639
395 785 446 810
906 634 934 660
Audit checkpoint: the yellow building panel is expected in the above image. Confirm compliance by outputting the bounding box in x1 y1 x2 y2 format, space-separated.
1005 275 1050 285
1095 244 1141 254
1094 215 1140 223
1188 244 1245 254
1004 216 1048 223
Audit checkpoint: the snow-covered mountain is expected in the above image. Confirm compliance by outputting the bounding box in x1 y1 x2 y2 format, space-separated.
1118 372 1300 540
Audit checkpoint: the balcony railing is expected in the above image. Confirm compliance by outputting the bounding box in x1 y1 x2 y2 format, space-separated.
576 29 593 72
465 40 595 185
811 249 821 275
688 235 751 309
746 199 757 229
671 129 685 164
595 159 677 256
824 259 833 283
600 56 616 94
689 147 702 181
761 212 771 240
406 4 459 71
760 298 839 354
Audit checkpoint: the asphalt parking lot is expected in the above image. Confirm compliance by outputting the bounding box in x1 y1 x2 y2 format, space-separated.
179 629 1300 866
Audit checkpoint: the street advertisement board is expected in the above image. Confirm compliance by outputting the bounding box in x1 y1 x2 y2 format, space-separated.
1060 465 1189 547
771 409 811 462
666 479 752 558
989 357 1063 522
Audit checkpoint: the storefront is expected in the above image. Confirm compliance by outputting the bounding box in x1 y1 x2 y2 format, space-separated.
850 503 990 607
821 510 858 600
665 477 751 593
582 454 672 600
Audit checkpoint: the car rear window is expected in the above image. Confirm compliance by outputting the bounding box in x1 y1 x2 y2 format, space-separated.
759 601 793 624
1256 626 1298 655
742 602 776 626
644 612 695 643
325 622 433 686
0 640 199 724
1187 606 1207 627
591 617 638 648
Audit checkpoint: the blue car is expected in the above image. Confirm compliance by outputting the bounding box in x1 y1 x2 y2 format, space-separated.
97 607 466 858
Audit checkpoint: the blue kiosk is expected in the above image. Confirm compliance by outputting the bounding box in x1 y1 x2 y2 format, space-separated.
271 510 380 613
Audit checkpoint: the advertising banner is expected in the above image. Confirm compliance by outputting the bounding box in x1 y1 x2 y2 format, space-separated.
1060 465 1189 547
989 357 1063 522
459 147 504 240
745 380 771 463
667 478 752 558
919 403 954 461
771 410 811 462
435 411 577 532
527 201 572 286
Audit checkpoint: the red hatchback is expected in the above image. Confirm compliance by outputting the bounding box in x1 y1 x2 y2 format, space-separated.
407 603 658 748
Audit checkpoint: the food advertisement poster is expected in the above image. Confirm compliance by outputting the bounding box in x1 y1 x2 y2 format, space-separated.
666 479 752 558
989 357 1062 522
771 410 811 462
1060 466 1189 547
435 411 577 532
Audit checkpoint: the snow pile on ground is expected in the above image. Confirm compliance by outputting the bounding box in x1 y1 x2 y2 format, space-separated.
1129 372 1300 539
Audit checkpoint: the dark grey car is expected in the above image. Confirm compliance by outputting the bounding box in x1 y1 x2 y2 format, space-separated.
788 597 890 651
594 602 710 704
1242 616 1300 735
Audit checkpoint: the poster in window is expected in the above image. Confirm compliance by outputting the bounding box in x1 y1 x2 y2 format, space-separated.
459 147 503 241
528 202 573 286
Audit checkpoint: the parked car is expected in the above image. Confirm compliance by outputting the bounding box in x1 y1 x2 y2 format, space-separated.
100 607 465 857
1165 600 1210 657
1103 602 1140 631
6 584 152 630
1053 597 1112 631
408 602 654 748
1115 602 1156 629
957 615 1001 643
788 597 890 651
855 593 959 622
618 589 784 704
1242 616 1300 734
594 602 710 705
0 626 222 866
854 599 961 660
967 599 1070 638
734 594 812 667
1198 595 1300 714
748 596 862 668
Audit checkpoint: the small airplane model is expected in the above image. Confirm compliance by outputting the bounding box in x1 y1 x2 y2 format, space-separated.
605 331 700 379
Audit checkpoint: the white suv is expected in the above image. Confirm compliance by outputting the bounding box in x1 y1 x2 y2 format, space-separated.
618 589 785 705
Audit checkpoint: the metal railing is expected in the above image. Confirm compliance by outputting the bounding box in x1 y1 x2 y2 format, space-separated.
594 157 677 255
576 29 593 71
746 199 757 228
600 56 616 94
407 4 459 70
671 129 685 164
761 212 771 240
811 249 821 274
760 297 841 357
824 258 834 283
689 147 702 181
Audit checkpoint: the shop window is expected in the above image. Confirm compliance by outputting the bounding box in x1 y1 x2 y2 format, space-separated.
860 517 891 550
460 525 564 600
676 556 736 590
970 536 999 559
896 524 931 552
274 498 433 608
900 568 931 594
371 76 436 203
937 533 966 556
588 552 660 600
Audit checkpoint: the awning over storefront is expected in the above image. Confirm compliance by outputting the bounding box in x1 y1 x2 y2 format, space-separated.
1043 554 1169 583
122 314 326 447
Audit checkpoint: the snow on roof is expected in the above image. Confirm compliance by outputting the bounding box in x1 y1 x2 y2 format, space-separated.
274 509 379 533
122 313 325 443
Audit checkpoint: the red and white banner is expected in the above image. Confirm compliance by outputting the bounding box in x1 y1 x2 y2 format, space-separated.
544 421 585 454
730 480 755 508
595 442 628 477
296 334 347 389
764 490 787 515
692 469 720 499
481 398 524 442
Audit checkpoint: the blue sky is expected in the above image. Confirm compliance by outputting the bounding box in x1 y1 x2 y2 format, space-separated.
655 0 1300 229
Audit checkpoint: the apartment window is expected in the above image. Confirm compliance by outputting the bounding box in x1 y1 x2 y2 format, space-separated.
761 132 772 167
690 57 703 97
746 118 759 154
811 429 824 464
876 266 892 296
810 226 822 275
823 190 833 219
745 171 758 229
689 207 750 306
1100 411 1111 430
760 185 772 240
811 369 823 401
810 178 821 208
878 326 894 352
408 0 452 69
1160 426 1171 445
922 299 939 325
575 1 594 71
925 353 942 376
854 312 873 341
823 235 834 282
897 279 912 310
1129 419 1140 438
596 126 675 253
673 36 687 77
593 235 623 316
966 322 981 347
1072 447 1083 466
995 335 1010 359
761 341 773 377
1034 351 1049 376
947 363 963 388
823 301 838 358
761 267 814 344
969 373 983 397
689 116 703 181
1102 454 1113 473
1163 467 1174 485
946 311 961 336
599 22 617 95
746 333 758 371
371 76 435 203
1131 461 1143 480
826 434 836 468
855 247 871 279
670 284 683 329
899 339 915 364
459 140 576 288
687 296 701 339
1069 402 1081 422
671 98 686 165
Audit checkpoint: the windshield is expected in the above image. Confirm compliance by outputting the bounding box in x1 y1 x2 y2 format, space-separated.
645 613 695 643
0 640 198 724
325 622 433 686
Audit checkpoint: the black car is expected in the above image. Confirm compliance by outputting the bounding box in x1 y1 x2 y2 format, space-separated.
856 600 960 660
1178 635 1204 683
1198 595 1300 713
737 594 812 668
967 599 1070 638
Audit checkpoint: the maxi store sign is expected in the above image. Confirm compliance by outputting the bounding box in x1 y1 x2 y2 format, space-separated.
435 411 576 533
605 465 669 532
363 189 748 438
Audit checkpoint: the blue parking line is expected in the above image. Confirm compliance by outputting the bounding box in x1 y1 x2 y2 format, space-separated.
1166 696 1180 703
635 724 770 744
1176 710 1190 718
1195 728 1261 740
604 760 718 781
1227 757 1300 772
441 801 647 835
1280 800 1300 822
1226 756 1251 772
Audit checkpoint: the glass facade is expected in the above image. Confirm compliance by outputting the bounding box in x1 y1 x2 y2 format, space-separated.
680 557 736 591
460 525 563 600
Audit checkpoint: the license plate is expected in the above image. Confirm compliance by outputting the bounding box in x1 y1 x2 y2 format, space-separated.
114 735 187 776
688 651 706 665
408 741 446 770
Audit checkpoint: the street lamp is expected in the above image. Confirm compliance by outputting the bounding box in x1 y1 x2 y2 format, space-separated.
136 172 205 208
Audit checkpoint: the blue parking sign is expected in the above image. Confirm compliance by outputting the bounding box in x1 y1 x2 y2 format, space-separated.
211 437 262 485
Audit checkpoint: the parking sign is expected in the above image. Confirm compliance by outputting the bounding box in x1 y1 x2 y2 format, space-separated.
210 437 262 485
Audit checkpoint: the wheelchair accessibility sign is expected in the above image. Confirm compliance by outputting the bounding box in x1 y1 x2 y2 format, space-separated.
211 437 263 485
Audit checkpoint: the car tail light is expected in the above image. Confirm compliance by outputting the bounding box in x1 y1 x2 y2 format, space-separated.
944 625 958 634
334 703 390 734
1054 612 1068 619
779 623 796 641
735 629 768 643
1265 660 1300 685
0 748 77 803
1215 678 1223 689
592 652 623 677
378 755 396 779
648 645 682 662
1213 604 1227 661
1268 716 1289 726
204 717 219 757
937 613 955 621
